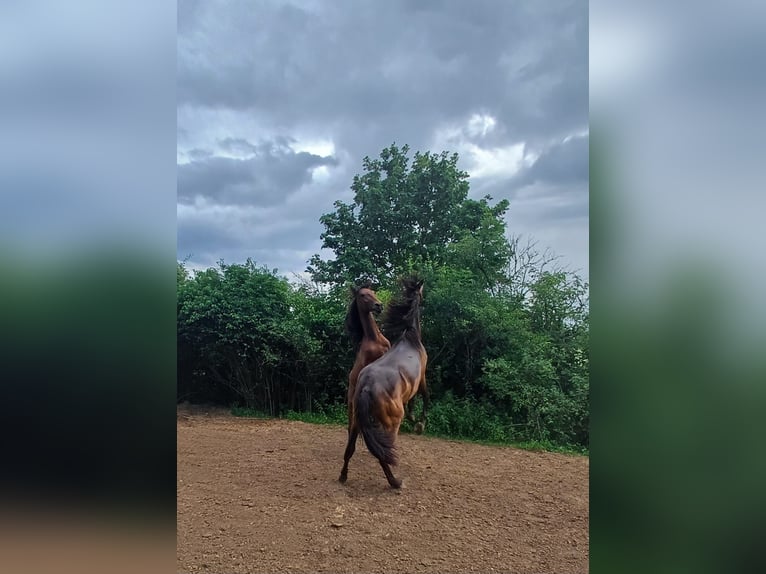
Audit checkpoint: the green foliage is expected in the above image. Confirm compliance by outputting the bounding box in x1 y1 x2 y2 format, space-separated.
402 392 586 454
307 143 510 288
177 258 319 414
425 391 511 442
283 402 348 426
179 143 589 452
232 402 347 426
230 406 270 419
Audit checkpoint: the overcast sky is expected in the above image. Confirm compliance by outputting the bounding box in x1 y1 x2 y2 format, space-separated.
177 0 588 281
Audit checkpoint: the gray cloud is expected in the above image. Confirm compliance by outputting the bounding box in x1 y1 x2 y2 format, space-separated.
468 133 589 226
177 215 242 260
178 139 338 207
177 203 324 272
178 0 587 149
517 133 590 190
177 0 589 279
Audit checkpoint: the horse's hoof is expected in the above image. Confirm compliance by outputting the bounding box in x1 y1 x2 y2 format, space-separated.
338 474 347 484
389 479 402 489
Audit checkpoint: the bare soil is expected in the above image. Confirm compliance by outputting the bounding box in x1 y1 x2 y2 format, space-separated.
177 407 589 573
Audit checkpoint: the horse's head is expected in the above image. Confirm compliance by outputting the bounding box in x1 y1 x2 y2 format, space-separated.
352 285 384 315
402 277 424 303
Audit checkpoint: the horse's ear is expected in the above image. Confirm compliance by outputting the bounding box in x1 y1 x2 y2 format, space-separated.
350 285 359 296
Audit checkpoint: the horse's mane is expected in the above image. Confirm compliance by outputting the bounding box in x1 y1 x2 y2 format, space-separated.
344 280 374 348
381 276 423 345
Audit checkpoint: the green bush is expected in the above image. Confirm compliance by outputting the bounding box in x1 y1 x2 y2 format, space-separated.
284 402 348 426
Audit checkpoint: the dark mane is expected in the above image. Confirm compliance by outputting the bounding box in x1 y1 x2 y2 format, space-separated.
381 276 423 345
344 280 374 348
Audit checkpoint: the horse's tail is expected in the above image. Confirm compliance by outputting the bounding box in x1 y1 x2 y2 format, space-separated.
356 385 398 466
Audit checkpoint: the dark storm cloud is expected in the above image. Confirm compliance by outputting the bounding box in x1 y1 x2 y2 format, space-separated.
469 132 589 206
177 0 589 277
178 139 338 207
218 138 258 155
467 130 589 272
177 0 588 152
517 133 590 189
545 194 589 222
186 148 213 161
176 215 242 259
177 202 323 268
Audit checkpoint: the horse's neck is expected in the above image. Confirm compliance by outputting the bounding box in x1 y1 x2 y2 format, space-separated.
404 307 423 346
358 307 383 342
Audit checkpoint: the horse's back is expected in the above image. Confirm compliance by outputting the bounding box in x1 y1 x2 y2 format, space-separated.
388 340 424 376
356 340 423 403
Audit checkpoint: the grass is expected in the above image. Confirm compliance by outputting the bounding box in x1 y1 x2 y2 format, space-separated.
421 431 588 456
230 404 588 456
230 406 271 419
232 404 347 426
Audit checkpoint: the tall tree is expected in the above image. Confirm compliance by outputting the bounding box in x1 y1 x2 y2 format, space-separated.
307 143 510 288
177 259 312 414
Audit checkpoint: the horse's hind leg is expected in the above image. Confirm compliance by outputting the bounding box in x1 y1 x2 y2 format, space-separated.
379 460 402 489
378 414 403 489
338 428 358 483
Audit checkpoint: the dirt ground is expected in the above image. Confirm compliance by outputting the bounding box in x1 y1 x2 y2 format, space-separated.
177 407 589 573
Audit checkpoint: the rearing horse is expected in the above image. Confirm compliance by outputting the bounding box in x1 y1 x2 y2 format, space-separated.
339 277 429 489
344 283 391 435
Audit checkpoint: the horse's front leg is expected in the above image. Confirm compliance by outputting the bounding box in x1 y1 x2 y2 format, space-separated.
339 426 359 483
413 378 430 434
346 380 356 435
405 399 416 424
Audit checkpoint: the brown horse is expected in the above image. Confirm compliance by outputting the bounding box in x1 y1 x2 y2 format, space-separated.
344 283 391 435
339 277 429 489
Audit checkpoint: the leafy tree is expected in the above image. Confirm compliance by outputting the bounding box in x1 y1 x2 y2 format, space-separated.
477 271 589 446
307 143 510 288
177 259 312 414
288 283 353 408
